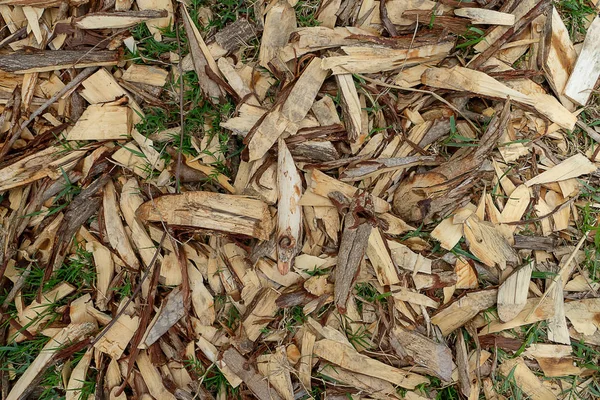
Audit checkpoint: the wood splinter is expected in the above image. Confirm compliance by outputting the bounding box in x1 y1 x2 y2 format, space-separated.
276 138 302 275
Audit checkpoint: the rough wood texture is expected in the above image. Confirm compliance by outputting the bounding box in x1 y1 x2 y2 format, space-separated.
136 191 273 240
0 50 119 73
2 1 600 399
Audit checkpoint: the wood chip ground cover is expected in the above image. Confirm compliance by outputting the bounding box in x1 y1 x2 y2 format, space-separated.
1 0 600 399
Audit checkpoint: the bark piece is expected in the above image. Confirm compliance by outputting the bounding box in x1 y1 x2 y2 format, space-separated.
0 50 119 73
208 18 256 58
513 235 555 251
340 156 440 182
141 288 185 348
333 191 375 313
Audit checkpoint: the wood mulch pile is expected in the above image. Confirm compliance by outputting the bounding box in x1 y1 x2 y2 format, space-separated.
2 0 600 398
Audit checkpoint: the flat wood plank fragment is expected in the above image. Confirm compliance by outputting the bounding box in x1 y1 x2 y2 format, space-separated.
136 191 273 240
564 15 600 106
454 8 515 25
94 307 139 358
66 103 131 140
0 147 85 191
497 262 533 322
137 0 174 40
259 0 296 70
136 350 176 400
322 42 454 74
474 0 537 53
481 297 555 334
498 357 556 400
242 288 280 341
431 289 498 335
463 215 518 270
335 73 362 144
525 154 597 187
309 169 390 213
74 10 167 29
66 349 93 400
313 339 429 389
564 298 600 335
257 347 295 400
367 228 398 286
122 64 168 87
422 66 576 130
246 58 327 161
103 179 139 269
